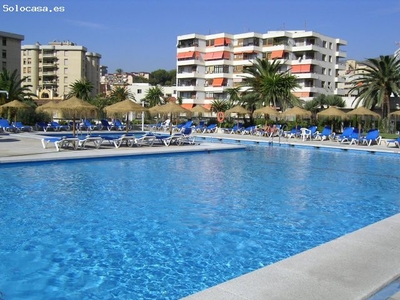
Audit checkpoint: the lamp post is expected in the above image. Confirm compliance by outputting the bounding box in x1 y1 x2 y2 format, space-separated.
141 99 147 131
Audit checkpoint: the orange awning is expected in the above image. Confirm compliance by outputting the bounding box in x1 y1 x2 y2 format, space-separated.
212 78 224 87
212 51 224 59
291 64 312 73
214 38 225 46
204 51 230 60
204 52 215 60
203 104 212 110
177 52 196 59
293 92 310 97
271 50 284 59
181 104 194 109
177 51 200 59
225 38 231 45
300 64 311 72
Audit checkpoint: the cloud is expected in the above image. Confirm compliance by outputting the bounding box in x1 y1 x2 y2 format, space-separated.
66 19 107 30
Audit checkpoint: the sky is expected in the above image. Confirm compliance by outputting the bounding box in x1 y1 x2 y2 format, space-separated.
1 0 399 73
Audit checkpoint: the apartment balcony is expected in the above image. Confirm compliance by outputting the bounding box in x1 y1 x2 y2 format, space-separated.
335 50 347 57
42 62 57 67
291 44 319 52
42 52 56 57
335 63 346 70
177 58 203 66
291 58 319 66
177 71 198 78
176 85 198 92
234 45 262 54
334 88 346 96
262 44 291 52
293 72 320 80
41 72 57 77
295 86 320 94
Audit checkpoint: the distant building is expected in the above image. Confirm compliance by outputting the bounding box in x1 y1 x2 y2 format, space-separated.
127 83 176 102
21 40 101 99
176 30 347 109
0 30 24 74
100 71 151 95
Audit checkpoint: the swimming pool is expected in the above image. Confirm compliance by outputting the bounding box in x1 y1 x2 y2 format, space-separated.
1 146 400 299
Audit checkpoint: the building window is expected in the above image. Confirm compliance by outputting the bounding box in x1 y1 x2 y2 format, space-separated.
206 40 215 47
328 69 332 76
214 65 229 73
27 58 32 64
64 59 68 65
2 61 6 70
322 41 327 48
64 51 68 56
23 67 26 73
322 68 326 75
2 38 6 46
263 38 274 46
2 50 6 59
27 67 31 73
137 89 142 94
322 54 326 61
329 42 333 49
64 68 68 74
64 76 68 83
329 56 332 63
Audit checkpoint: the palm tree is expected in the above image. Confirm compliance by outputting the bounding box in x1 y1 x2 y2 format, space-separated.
325 95 345 107
0 69 36 104
145 86 164 107
211 99 229 113
109 86 134 102
304 94 345 120
349 55 400 118
67 78 94 101
240 58 300 110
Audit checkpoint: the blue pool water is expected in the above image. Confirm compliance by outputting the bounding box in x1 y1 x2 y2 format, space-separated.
1 146 400 299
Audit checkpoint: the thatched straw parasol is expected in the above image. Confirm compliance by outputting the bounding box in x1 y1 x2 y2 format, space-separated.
317 106 347 133
57 96 97 136
150 102 191 134
346 106 381 138
0 100 32 122
104 99 148 133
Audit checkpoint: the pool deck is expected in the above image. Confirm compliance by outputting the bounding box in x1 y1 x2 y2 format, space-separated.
1 130 400 299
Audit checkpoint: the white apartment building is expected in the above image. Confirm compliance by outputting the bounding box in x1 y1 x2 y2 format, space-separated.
21 40 101 99
0 31 24 74
127 83 176 102
176 30 347 109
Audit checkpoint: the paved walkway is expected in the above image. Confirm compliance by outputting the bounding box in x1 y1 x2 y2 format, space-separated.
1 130 400 299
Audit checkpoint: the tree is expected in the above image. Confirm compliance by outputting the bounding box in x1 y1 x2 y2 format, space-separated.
349 55 400 118
67 78 94 101
109 86 134 102
211 99 229 113
116 68 123 74
240 58 300 110
145 86 164 107
149 69 173 86
304 94 345 120
90 94 115 119
0 69 36 104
